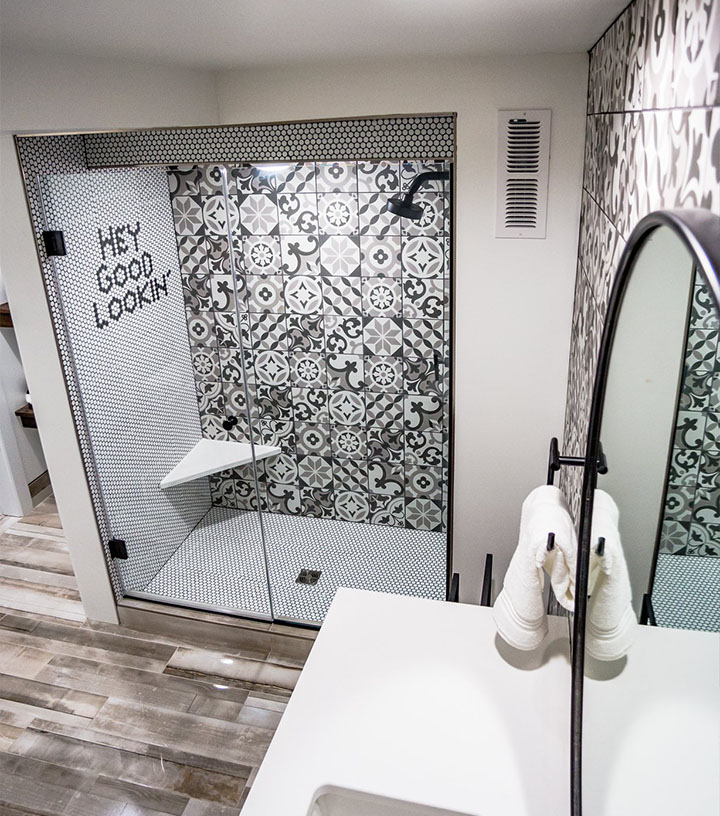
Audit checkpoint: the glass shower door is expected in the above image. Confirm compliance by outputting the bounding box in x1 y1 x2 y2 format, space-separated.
220 159 451 624
38 166 274 619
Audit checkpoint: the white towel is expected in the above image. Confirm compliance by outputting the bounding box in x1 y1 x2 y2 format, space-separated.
493 485 578 650
586 489 636 662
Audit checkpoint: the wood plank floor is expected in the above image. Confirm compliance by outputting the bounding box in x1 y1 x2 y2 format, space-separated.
0 497 304 815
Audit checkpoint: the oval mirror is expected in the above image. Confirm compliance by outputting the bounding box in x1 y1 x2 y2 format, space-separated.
571 210 720 816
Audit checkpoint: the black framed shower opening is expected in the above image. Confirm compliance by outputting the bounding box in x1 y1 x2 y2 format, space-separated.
15 114 457 626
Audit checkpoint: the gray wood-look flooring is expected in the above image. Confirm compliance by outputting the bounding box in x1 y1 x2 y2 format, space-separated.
0 498 305 816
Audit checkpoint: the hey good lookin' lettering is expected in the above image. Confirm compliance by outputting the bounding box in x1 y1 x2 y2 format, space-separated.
92 222 172 329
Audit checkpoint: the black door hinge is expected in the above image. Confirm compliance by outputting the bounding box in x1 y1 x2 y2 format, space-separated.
42 230 67 257
108 538 128 559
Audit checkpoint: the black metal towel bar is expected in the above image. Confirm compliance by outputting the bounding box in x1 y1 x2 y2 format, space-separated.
545 437 608 556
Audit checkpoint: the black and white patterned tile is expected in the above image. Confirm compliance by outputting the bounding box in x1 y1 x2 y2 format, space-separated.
144 506 446 623
563 0 720 530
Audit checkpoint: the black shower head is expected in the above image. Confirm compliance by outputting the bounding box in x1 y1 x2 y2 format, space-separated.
386 193 424 220
385 169 450 221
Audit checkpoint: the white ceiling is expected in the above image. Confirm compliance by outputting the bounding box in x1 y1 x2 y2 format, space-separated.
0 0 626 71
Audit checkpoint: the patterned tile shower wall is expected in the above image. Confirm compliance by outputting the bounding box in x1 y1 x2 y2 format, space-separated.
660 272 720 557
561 0 720 520
167 161 450 531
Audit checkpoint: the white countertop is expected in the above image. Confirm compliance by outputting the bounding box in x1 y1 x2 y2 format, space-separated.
242 589 572 816
583 623 720 816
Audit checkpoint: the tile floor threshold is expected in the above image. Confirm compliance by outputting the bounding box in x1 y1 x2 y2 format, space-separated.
138 506 447 624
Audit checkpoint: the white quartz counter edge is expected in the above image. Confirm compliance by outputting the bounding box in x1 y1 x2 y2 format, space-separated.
241 588 572 816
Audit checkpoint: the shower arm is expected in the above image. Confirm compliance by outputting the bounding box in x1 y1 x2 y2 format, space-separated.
403 170 450 199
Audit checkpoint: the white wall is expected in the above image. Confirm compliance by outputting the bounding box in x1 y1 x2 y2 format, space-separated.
0 46 219 620
598 230 695 614
216 54 588 601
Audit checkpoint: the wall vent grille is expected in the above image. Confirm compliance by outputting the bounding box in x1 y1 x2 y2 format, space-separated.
495 109 551 238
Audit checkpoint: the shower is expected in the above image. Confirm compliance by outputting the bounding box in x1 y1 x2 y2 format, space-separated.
386 170 450 220
28 145 454 627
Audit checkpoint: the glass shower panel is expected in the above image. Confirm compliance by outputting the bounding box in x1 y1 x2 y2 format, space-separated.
222 159 451 624
37 167 273 619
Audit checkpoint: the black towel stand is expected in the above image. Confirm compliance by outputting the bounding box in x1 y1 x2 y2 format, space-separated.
545 437 608 555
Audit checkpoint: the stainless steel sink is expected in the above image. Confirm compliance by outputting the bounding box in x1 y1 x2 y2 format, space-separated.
308 786 476 816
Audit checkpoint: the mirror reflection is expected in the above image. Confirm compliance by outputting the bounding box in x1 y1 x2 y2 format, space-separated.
597 227 719 633
582 223 720 816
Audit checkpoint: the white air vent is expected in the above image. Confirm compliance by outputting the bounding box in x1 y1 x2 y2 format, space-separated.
495 109 551 239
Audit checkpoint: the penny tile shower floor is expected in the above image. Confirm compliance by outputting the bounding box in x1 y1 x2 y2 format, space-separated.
652 553 720 632
140 507 447 623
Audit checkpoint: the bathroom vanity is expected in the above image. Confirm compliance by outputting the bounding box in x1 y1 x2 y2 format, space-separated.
242 586 719 816
241 588 572 816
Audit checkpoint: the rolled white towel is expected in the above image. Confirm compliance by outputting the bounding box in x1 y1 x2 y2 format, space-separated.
586 489 636 662
493 485 577 650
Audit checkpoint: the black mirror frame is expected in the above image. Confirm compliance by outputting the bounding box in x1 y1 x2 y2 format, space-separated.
570 208 720 816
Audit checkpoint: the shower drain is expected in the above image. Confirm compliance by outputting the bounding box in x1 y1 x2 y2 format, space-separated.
296 568 322 586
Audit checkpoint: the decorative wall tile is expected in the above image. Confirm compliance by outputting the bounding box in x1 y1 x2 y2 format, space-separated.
318 193 359 235
643 0 678 109
365 392 404 428
672 0 720 106
292 387 329 423
366 355 403 392
319 235 361 276
287 314 325 351
291 352 327 387
196 314 228 352
325 315 364 353
357 160 400 192
242 235 282 274
284 275 324 314
402 193 447 236
368 461 404 496
278 193 318 235
367 426 404 461
358 193 402 235
317 161 358 193
405 465 443 498
334 490 370 522
563 0 720 574
280 235 320 275
295 421 331 456
323 276 363 316
363 316 403 355
405 498 443 532
238 194 279 235
361 236 401 276
363 277 403 317
333 458 368 492
202 194 240 236
326 354 364 390
331 424 367 459
401 236 445 278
